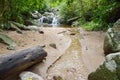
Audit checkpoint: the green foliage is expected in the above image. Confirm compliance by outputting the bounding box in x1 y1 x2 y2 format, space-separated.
59 0 120 30
0 0 47 29
83 21 107 31
59 1 80 23
0 0 120 31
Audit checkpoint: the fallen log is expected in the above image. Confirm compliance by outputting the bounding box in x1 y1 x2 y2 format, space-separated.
67 17 80 25
0 46 47 80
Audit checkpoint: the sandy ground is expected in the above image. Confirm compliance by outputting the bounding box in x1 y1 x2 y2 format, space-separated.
79 28 105 73
0 27 105 80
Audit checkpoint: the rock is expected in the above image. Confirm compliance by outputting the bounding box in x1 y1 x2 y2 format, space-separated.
71 21 79 27
43 16 53 24
24 20 35 26
27 26 41 31
42 12 54 24
25 19 41 26
0 33 17 50
41 45 46 48
39 30 44 34
70 33 76 35
31 11 41 19
19 71 44 80
7 42 17 50
53 76 63 80
88 52 120 80
104 19 120 55
9 22 23 34
49 43 57 49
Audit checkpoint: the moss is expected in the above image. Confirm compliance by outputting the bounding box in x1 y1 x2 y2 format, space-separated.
88 64 118 80
88 53 120 80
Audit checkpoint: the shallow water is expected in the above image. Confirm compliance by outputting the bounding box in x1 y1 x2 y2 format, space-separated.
46 28 88 80
0 26 105 80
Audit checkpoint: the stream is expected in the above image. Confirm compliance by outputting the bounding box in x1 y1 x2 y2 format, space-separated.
27 27 89 80
47 28 88 80
0 13 105 80
25 27 105 80
0 26 105 80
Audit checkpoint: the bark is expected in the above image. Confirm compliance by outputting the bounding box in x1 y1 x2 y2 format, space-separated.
0 46 47 80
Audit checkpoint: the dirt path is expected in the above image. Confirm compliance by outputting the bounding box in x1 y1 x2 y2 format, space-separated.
0 27 105 80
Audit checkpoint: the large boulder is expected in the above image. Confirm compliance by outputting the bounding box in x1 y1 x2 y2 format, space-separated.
104 19 120 55
88 52 120 80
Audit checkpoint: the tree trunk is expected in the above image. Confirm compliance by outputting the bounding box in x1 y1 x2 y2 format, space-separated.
0 46 47 80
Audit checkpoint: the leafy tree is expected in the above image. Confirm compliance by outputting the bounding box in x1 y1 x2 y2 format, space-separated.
0 0 46 29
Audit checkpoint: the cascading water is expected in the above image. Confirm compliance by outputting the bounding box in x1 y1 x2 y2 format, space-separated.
52 16 59 27
40 16 44 25
39 13 59 27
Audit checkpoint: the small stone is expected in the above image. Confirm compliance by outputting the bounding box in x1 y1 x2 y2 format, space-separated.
33 39 36 41
49 43 57 49
7 42 17 50
39 30 44 34
41 45 46 48
70 33 76 35
53 76 63 80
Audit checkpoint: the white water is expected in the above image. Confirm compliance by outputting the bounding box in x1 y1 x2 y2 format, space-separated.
40 16 44 25
39 14 59 27
52 16 59 27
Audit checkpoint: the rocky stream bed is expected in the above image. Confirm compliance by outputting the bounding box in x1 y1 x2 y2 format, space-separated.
0 27 105 80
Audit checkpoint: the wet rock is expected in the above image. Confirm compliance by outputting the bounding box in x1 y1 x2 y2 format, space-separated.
88 52 120 80
27 26 40 31
41 45 46 48
43 17 53 24
0 33 17 50
31 11 41 19
19 71 44 80
53 76 63 80
7 42 17 50
49 43 57 49
39 30 44 34
24 20 35 26
104 19 120 55
42 12 54 24
57 31 66 34
70 33 76 35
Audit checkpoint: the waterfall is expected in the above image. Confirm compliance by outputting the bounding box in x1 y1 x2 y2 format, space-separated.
39 13 59 27
40 16 44 25
52 16 58 27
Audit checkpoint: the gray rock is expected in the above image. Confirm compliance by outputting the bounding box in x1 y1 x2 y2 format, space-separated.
39 30 44 34
49 43 57 49
0 33 17 50
104 19 120 55
88 52 120 80
19 71 44 80
42 12 54 24
31 11 41 19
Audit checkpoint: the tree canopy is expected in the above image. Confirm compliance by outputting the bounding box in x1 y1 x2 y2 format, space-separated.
0 0 120 30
